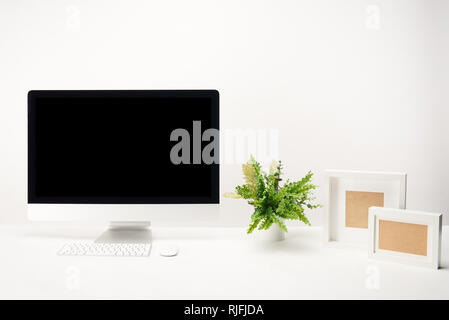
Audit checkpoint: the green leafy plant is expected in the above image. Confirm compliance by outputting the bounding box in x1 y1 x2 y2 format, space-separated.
224 156 321 234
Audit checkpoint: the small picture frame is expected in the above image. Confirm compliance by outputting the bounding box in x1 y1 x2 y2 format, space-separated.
324 170 407 245
368 207 442 269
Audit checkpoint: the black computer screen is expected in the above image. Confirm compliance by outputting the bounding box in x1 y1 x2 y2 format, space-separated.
28 90 219 204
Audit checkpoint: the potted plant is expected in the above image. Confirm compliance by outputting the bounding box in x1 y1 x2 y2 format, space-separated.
224 156 320 241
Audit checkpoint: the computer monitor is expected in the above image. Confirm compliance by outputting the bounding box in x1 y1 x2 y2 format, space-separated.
28 90 219 241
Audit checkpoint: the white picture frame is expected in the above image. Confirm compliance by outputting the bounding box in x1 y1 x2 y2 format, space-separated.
324 170 407 245
368 207 442 269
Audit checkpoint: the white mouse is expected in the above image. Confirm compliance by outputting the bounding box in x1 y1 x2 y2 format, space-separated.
159 246 178 257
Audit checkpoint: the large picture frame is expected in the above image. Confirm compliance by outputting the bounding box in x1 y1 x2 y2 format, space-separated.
324 170 407 245
368 207 442 269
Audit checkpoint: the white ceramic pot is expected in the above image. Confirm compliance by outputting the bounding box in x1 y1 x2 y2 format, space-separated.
251 221 286 242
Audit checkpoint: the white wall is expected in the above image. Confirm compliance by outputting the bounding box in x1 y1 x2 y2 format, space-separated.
1 0 448 225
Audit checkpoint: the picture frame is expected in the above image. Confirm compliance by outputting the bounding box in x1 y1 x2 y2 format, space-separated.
368 207 442 269
324 170 407 245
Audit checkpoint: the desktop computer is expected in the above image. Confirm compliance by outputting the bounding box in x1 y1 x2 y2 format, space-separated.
28 90 219 256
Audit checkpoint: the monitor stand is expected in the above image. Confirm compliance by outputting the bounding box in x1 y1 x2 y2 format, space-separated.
95 221 152 244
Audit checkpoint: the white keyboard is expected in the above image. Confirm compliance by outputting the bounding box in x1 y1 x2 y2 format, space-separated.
58 242 152 257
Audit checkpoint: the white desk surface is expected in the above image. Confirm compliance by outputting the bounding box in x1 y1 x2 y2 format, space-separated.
0 224 448 299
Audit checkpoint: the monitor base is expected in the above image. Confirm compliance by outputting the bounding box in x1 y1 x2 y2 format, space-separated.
95 221 152 244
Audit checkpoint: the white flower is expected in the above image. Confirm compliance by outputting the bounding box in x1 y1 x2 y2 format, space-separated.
269 160 279 175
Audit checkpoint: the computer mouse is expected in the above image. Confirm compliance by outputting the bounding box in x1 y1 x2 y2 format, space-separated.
159 246 178 257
